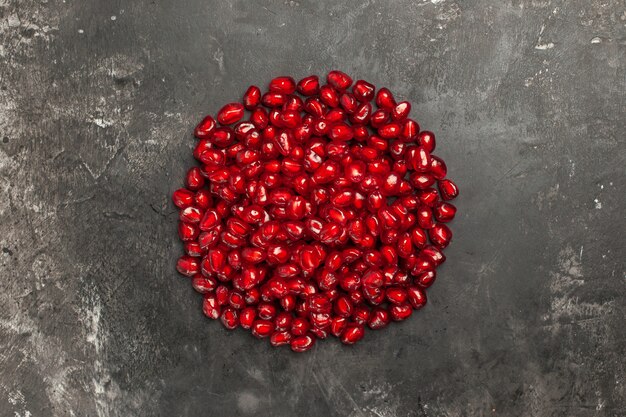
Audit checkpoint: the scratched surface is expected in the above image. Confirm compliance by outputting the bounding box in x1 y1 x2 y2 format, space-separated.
1 0 625 416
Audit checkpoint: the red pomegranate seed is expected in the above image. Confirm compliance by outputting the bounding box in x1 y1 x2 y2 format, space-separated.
367 308 390 330
438 179 459 201
352 80 375 102
297 75 320 96
194 115 216 139
269 76 297 94
243 86 261 110
375 88 396 109
433 202 457 222
319 85 340 108
220 307 239 329
172 188 195 209
290 334 316 352
251 320 275 338
202 294 221 320
428 224 453 249
418 131 436 153
270 331 292 347
176 72 459 351
217 103 244 125
327 70 353 91
340 324 364 345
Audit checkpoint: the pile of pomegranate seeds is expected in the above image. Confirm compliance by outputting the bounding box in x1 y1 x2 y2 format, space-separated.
174 71 459 352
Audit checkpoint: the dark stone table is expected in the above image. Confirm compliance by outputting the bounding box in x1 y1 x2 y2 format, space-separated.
1 0 624 416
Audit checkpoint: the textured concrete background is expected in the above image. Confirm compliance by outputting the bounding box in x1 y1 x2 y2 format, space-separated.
1 0 625 416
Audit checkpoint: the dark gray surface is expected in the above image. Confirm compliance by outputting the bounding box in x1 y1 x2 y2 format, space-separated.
1 0 625 416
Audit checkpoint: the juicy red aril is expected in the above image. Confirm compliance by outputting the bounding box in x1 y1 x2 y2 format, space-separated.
176 72 458 351
340 324 365 345
297 75 320 96
269 76 297 94
243 86 261 110
327 70 353 91
251 320 274 338
290 334 316 352
194 115 216 139
352 80 375 102
217 103 245 125
438 179 459 201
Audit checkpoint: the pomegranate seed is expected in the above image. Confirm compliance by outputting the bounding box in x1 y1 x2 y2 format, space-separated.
340 324 364 345
178 222 199 241
243 86 261 110
407 286 427 310
391 101 411 121
433 202 457 222
269 76 297 94
367 308 390 330
217 103 244 125
270 330 292 347
418 131 436 153
319 85 340 108
290 334 316 352
176 255 199 277
438 179 459 201
172 188 195 209
194 115 216 139
251 320 275 338
220 307 239 329
352 80 375 102
177 74 459 350
327 70 353 91
202 294 221 320
297 75 320 96
376 88 396 109
389 303 413 321
428 224 453 248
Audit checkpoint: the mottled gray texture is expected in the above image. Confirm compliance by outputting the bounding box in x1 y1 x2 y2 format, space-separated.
0 0 625 416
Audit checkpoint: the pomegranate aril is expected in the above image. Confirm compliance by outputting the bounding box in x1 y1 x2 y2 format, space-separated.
194 115 216 139
418 131 436 153
389 303 413 321
269 76 297 94
433 202 457 223
400 118 419 142
203 294 221 320
262 92 287 108
178 222 198 241
340 324 364 345
407 286 427 310
327 70 353 91
251 320 275 338
428 224 453 249
179 206 203 224
375 88 396 109
217 103 244 125
438 179 459 201
192 275 217 293
220 307 239 330
290 334 316 352
243 85 261 110
430 156 447 179
352 80 375 102
297 75 320 96
270 331 292 347
391 101 411 121
173 188 195 209
319 85 340 108
367 308 390 330
176 255 199 277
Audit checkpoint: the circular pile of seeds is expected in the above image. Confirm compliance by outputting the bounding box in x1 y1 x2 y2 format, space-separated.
174 71 459 352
